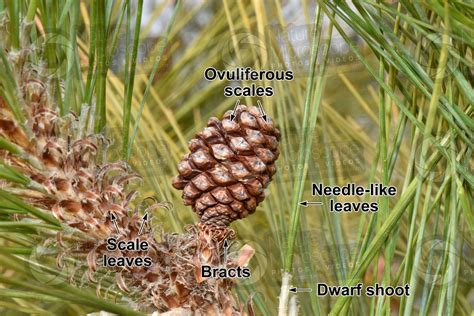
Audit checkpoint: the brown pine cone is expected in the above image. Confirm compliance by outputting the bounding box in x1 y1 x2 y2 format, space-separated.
172 104 280 227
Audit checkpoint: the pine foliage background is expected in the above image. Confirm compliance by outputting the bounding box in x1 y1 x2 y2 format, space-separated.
0 0 472 315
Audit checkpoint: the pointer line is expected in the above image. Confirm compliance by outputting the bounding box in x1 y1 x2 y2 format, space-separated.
138 212 149 235
223 239 228 265
299 201 324 207
112 221 120 234
230 100 240 121
108 212 121 234
256 100 268 121
290 287 313 293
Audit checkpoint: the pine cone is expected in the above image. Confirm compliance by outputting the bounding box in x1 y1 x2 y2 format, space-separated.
172 104 280 227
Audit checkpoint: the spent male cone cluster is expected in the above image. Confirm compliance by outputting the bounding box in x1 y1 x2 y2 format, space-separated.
172 104 280 227
0 47 251 313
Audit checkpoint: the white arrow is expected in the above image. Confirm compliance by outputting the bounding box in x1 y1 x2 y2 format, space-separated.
257 100 268 122
230 100 240 121
108 212 120 234
299 201 323 207
138 212 149 235
223 239 229 265
289 287 312 293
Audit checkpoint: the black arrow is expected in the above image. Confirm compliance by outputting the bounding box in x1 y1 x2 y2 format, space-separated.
230 100 240 121
108 212 120 234
257 100 268 122
223 239 229 265
299 201 323 207
138 212 149 235
289 287 312 293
